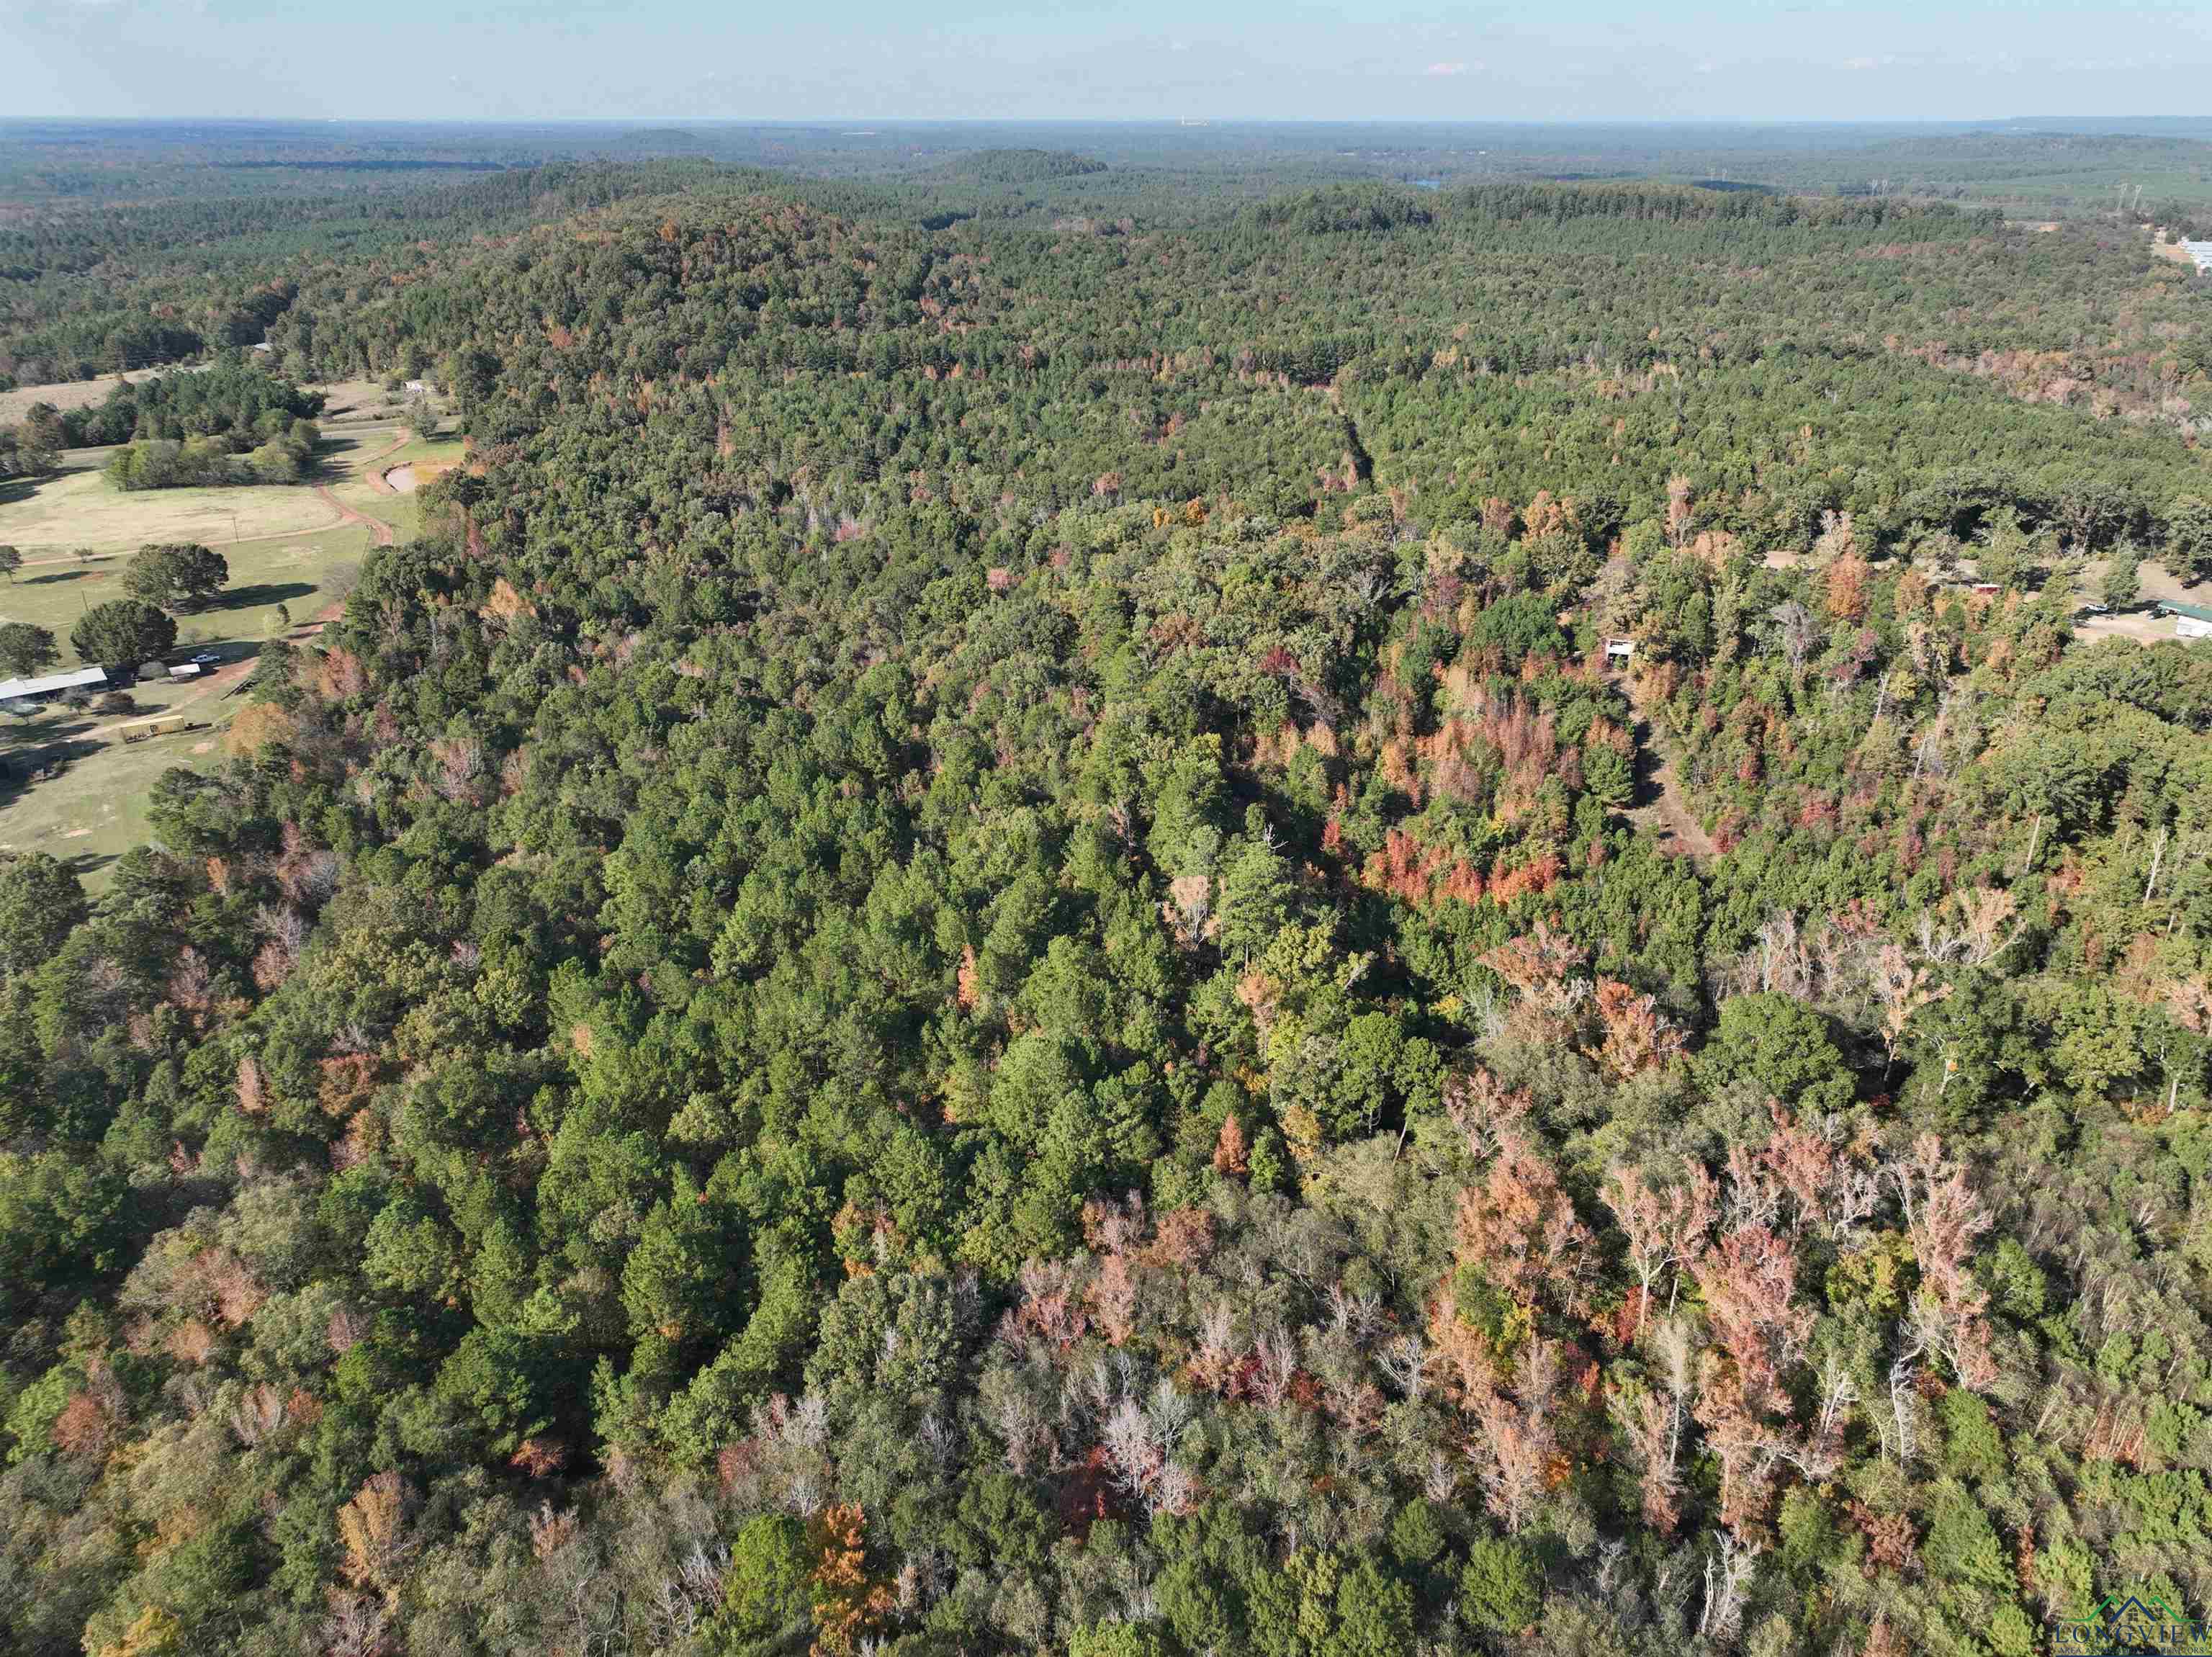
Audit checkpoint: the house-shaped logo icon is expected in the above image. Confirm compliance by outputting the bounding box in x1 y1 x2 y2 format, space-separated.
2055 1593 2211 1655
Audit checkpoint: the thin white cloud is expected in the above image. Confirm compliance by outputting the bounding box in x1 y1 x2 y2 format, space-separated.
1423 60 1469 77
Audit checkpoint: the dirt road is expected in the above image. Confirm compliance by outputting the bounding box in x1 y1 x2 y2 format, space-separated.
314 485 394 549
97 655 260 736
1619 677 1717 865
313 429 412 545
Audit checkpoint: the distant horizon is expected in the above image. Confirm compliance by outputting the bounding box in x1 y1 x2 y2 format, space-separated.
4 115 2210 130
9 0 2211 125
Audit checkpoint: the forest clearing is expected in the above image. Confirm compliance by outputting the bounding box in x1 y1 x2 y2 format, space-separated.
0 401 408 879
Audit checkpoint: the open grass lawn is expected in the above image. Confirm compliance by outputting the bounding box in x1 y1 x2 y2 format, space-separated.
334 480 423 544
0 367 179 426
171 521 375 649
378 434 464 475
0 514 372 888
0 707 226 884
0 520 374 667
315 378 420 426
0 371 423 428
318 422 410 470
0 421 405 660
0 460 340 560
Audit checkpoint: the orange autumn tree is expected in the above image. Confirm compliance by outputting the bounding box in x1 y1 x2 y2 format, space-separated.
1429 1071 1596 1534
806 1504 892 1656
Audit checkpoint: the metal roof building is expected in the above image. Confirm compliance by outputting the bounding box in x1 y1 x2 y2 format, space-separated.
0 666 107 701
2184 241 2212 272
2156 602 2212 639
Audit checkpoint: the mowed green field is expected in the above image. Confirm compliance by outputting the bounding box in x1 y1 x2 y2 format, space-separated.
0 422 408 555
0 426 403 664
0 515 377 881
0 462 338 560
0 521 375 669
0 712 225 881
374 434 463 474
0 425 408 884
0 367 181 426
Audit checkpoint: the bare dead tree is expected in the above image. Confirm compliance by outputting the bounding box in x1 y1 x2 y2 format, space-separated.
1696 1532 1761 1643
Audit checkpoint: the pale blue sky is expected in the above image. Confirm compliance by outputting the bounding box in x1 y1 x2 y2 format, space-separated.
4 0 2208 121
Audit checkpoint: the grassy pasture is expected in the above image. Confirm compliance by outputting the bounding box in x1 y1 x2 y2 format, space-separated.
0 423 405 655
1 372 419 428
378 434 464 477
315 378 422 426
0 367 181 426
335 434 464 542
0 517 372 664
0 513 373 885
0 461 338 561
0 423 411 560
0 706 226 881
0 417 410 885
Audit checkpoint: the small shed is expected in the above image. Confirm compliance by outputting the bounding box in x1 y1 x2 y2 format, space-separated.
167 662 202 681
2157 602 2212 639
1603 637 1636 664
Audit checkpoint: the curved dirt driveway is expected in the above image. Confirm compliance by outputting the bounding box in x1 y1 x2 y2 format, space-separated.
315 428 412 546
313 485 394 549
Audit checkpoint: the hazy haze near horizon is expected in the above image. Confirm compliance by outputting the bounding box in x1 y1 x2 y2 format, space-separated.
4 0 2210 123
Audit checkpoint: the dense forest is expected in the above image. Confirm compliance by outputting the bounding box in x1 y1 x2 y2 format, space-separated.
2 137 2212 1657
6 117 2212 390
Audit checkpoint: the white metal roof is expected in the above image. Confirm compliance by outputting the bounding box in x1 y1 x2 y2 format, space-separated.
0 666 107 699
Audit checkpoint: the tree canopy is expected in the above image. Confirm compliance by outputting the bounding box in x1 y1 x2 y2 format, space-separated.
122 542 230 612
68 598 176 670
2 139 2212 1657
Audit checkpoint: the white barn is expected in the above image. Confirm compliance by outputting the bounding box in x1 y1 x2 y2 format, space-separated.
2158 602 2212 639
